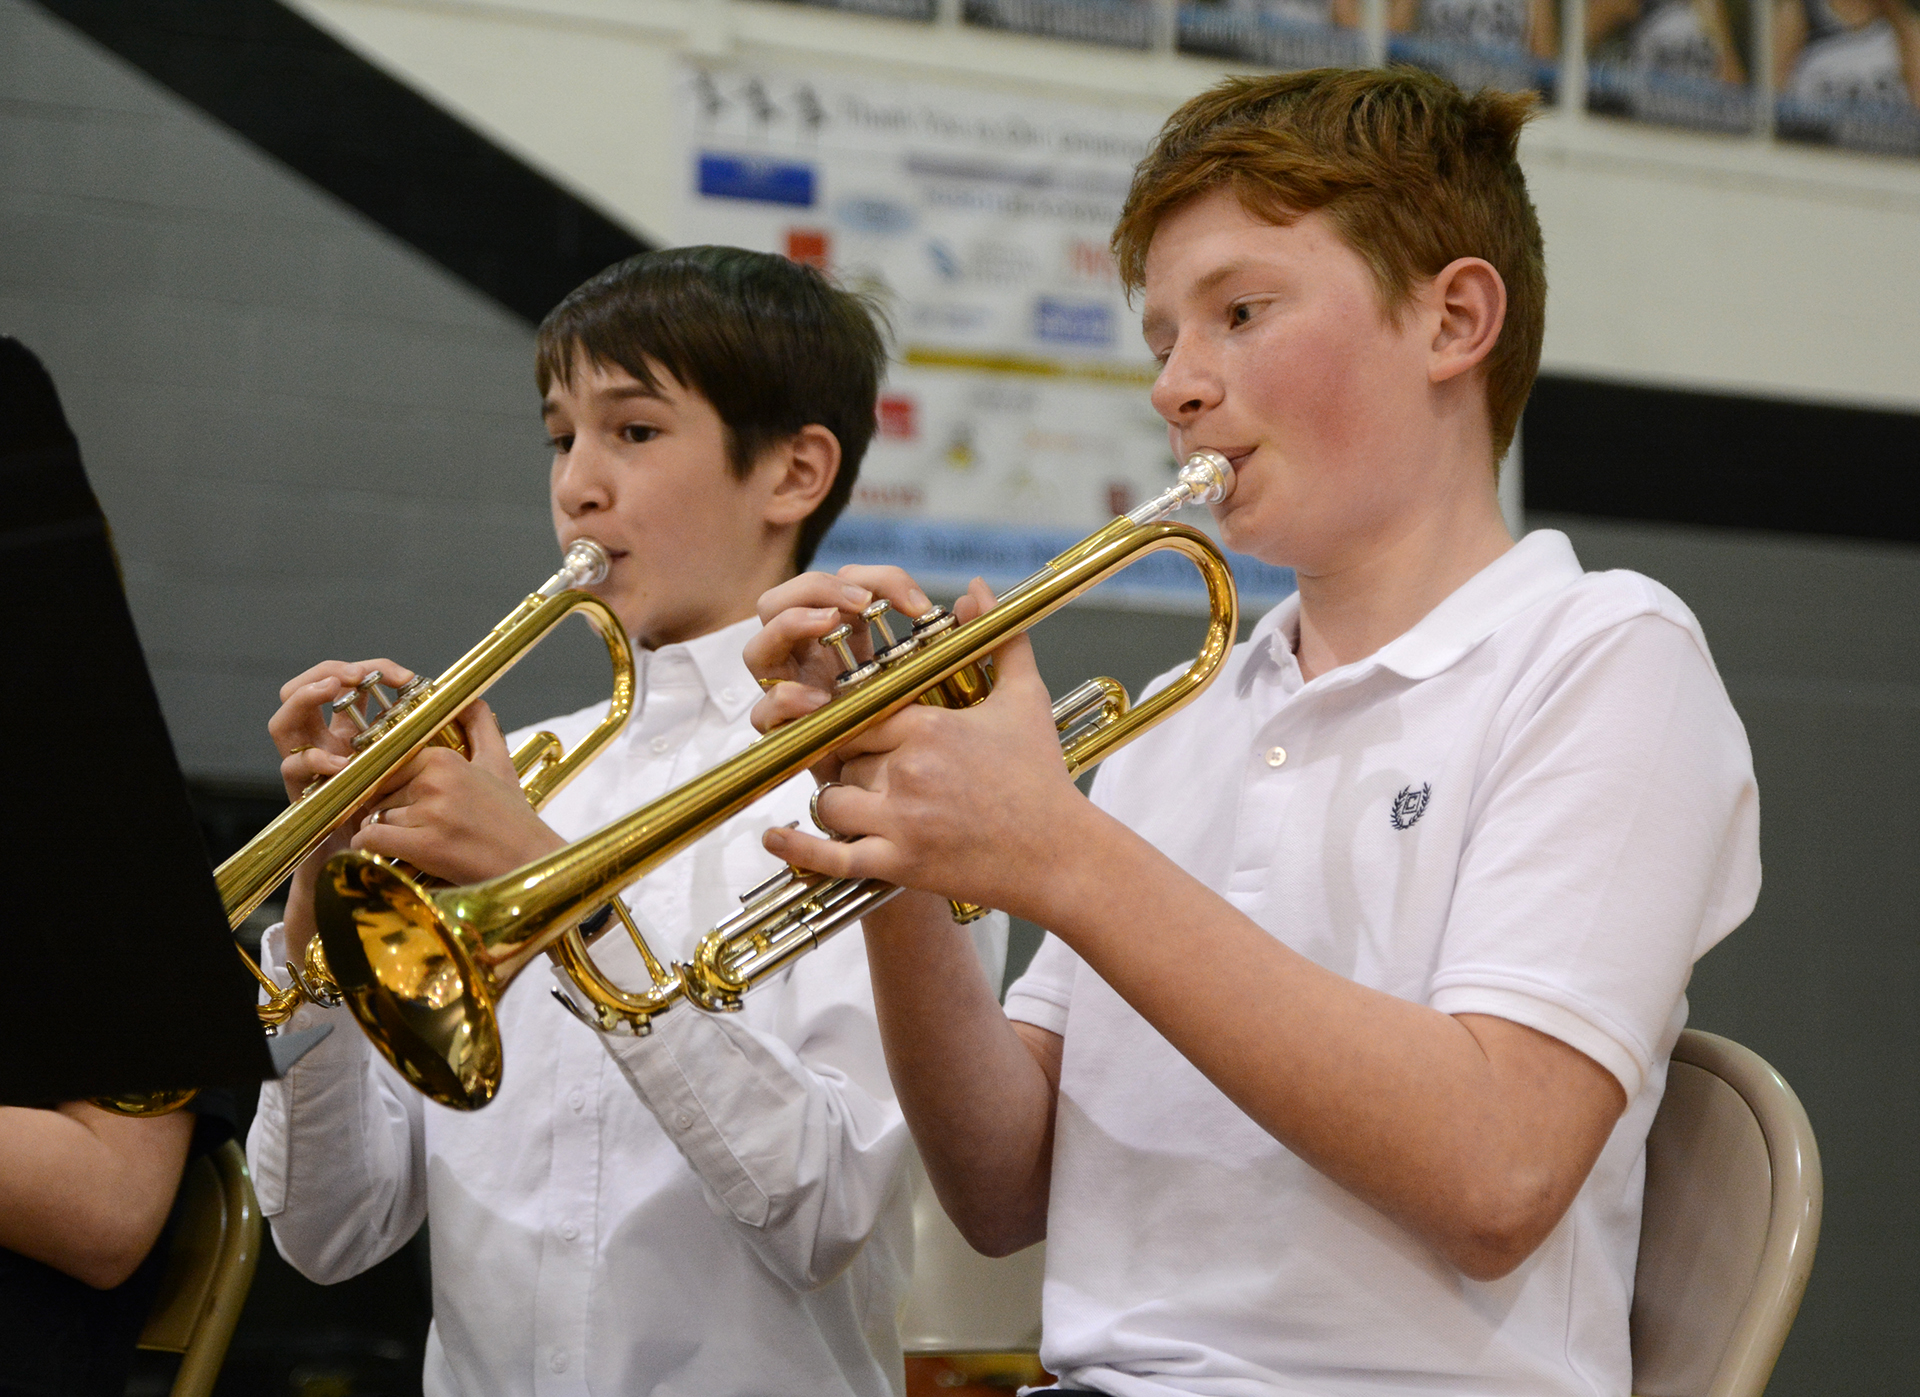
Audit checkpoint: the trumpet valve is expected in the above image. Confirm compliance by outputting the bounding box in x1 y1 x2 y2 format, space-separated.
330 671 386 734
822 621 881 692
864 600 919 667
910 605 957 640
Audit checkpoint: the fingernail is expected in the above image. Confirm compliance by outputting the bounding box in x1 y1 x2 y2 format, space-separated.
813 607 842 621
841 584 871 606
800 688 830 711
908 589 931 615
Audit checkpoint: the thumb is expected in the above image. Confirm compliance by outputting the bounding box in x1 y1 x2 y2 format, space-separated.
986 626 1046 698
460 699 516 776
953 576 1001 624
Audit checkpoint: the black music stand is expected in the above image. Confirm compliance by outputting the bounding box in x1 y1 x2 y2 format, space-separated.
0 336 275 1105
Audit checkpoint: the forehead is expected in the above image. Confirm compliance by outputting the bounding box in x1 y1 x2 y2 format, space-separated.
1138 194 1369 329
542 349 671 413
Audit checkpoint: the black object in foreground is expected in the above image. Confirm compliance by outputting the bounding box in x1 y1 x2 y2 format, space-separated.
0 336 274 1105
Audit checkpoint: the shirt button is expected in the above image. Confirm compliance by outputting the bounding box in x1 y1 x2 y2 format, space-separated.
560 1220 580 1241
549 1349 569 1373
567 1089 585 1113
720 686 739 704
1265 745 1288 768
675 1111 694 1131
650 735 670 754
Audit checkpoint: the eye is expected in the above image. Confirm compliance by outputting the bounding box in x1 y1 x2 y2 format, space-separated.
1228 301 1256 327
621 424 661 445
547 433 574 453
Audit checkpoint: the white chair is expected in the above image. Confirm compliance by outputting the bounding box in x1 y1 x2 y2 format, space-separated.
1630 1029 1823 1397
899 1153 1047 1393
896 1027 1822 1397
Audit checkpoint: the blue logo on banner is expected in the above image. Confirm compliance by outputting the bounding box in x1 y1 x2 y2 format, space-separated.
835 197 915 234
1033 297 1114 347
698 153 816 207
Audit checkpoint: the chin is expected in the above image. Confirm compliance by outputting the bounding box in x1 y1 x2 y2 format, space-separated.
1218 512 1298 573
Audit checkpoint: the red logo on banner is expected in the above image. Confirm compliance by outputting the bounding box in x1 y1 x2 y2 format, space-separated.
786 228 830 270
877 395 917 440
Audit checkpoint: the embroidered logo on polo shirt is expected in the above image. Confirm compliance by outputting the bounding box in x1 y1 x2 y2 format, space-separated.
1389 783 1432 830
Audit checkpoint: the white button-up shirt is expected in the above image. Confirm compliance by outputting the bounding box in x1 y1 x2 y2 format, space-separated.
249 617 941 1397
1006 531 1761 1397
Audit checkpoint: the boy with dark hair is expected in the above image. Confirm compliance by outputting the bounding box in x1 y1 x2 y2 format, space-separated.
248 247 960 1396
748 69 1759 1396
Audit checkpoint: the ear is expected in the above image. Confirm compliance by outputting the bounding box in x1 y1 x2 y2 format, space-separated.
1427 257 1506 387
758 423 842 529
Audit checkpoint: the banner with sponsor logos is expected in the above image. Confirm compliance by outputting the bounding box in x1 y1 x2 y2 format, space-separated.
674 62 1297 611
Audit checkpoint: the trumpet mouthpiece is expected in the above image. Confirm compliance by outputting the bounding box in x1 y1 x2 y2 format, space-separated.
543 539 611 596
1126 449 1236 526
1180 450 1234 505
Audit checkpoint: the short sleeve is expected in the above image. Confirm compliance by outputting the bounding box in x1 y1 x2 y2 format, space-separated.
1429 611 1760 1099
1004 931 1080 1037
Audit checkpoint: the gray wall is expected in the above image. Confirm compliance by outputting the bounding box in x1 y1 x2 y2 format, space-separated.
1 0 608 789
1537 515 1920 1394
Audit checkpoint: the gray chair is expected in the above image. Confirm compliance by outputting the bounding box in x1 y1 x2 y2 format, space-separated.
1631 1029 1823 1397
136 1139 264 1397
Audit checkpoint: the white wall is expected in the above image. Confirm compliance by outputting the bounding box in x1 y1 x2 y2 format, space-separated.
288 0 1920 412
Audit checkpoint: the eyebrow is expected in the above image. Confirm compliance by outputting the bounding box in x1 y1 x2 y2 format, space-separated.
541 382 667 417
1140 258 1268 344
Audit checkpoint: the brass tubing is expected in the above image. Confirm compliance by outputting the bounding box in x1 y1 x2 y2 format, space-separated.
317 509 1238 1110
217 586 633 934
95 547 635 1117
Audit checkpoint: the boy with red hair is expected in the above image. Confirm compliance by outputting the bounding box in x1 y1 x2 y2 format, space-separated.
749 68 1759 1396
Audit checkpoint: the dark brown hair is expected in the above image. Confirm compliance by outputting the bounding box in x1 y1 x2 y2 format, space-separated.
1113 67 1545 463
535 246 888 569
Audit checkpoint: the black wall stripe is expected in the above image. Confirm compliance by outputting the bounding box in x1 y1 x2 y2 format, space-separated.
34 0 650 325
1524 374 1920 546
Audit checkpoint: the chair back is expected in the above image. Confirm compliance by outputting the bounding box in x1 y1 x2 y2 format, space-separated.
137 1139 263 1397
1631 1029 1822 1397
899 1153 1047 1393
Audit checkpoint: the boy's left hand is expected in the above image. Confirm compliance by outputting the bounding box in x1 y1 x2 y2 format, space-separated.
350 699 568 886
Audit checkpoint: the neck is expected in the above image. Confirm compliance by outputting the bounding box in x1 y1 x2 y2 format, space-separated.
1291 476 1513 683
634 535 798 652
636 606 755 653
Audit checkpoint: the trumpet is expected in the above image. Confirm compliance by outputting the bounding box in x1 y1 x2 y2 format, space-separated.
315 452 1239 1111
93 541 634 1117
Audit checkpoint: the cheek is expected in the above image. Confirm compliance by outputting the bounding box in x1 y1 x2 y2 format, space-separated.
1254 318 1379 457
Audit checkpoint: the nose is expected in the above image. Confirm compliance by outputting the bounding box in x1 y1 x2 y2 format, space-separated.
1149 335 1222 429
551 437 613 519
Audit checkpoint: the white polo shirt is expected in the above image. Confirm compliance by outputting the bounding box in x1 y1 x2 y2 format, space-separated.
1004 529 1760 1397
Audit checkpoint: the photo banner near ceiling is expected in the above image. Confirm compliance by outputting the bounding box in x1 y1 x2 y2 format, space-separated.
674 62 1297 612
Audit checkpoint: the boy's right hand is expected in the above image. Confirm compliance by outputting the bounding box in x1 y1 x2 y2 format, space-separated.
744 566 933 782
267 659 417 965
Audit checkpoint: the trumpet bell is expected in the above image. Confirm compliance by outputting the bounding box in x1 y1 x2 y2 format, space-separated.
316 855 501 1111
